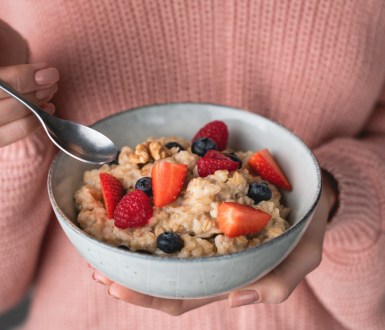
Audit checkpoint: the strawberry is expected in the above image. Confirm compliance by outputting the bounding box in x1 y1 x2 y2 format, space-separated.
192 120 229 151
247 149 292 190
152 162 188 207
114 190 153 229
197 150 239 177
217 202 272 238
99 172 125 219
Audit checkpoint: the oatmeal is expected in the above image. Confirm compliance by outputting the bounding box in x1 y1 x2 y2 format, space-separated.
74 120 291 257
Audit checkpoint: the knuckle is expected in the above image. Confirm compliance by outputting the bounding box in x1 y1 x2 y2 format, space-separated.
307 242 323 271
14 117 31 138
160 305 184 316
166 309 183 316
14 72 24 92
157 301 186 316
312 246 323 269
260 277 291 304
11 68 28 93
0 64 36 94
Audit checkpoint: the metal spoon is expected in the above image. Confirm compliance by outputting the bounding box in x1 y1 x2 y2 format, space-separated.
0 80 117 164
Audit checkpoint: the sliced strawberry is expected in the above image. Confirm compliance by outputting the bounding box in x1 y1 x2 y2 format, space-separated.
99 172 125 219
197 150 239 177
114 190 153 229
217 202 272 238
247 149 292 190
192 120 229 151
152 162 188 207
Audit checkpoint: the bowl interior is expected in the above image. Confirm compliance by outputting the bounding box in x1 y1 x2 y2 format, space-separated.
50 103 320 240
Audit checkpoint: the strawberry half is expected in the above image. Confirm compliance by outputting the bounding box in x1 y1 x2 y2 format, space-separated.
192 120 229 151
99 172 125 218
197 150 239 177
152 162 188 207
217 202 272 238
114 190 153 229
247 149 292 190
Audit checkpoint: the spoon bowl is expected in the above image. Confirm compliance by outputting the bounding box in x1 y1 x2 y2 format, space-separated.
0 80 117 164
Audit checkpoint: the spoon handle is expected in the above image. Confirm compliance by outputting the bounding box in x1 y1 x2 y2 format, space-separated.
0 79 50 125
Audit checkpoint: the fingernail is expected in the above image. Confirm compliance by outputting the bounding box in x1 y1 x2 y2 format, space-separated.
34 68 59 85
107 286 119 299
229 290 260 308
92 272 106 285
36 89 53 100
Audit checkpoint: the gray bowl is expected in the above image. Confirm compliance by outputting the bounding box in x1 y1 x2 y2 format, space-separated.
48 103 321 299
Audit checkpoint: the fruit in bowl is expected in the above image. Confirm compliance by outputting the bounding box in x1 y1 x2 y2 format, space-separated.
74 119 293 257
48 103 321 299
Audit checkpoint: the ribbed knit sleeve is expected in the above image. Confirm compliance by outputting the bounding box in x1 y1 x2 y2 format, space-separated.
0 130 55 312
307 100 385 329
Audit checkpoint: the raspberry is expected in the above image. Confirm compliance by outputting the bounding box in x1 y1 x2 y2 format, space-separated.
197 150 239 177
113 190 153 229
192 120 229 151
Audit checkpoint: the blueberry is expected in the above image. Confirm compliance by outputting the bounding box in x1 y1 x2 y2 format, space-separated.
156 232 184 254
224 152 242 168
191 137 217 156
135 177 153 197
165 141 185 151
247 182 272 204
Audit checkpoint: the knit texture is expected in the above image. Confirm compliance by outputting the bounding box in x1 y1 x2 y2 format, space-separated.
0 1 384 329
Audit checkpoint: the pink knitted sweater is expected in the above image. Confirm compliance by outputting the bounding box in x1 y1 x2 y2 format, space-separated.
1 1 385 329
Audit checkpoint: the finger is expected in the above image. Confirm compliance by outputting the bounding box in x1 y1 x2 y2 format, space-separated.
0 85 58 126
0 103 55 147
228 194 329 307
35 84 58 101
0 63 59 98
107 283 226 316
92 270 113 286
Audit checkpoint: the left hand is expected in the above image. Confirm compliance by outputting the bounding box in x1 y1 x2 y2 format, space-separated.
91 172 337 315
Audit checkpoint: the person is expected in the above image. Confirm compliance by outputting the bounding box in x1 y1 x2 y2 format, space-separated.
0 1 384 329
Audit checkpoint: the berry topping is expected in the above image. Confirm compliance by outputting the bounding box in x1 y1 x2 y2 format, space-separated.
217 202 272 238
135 177 153 197
191 137 217 156
192 120 229 151
247 182 272 204
248 149 292 190
99 172 125 219
197 150 239 177
224 152 242 168
114 190 153 229
165 141 185 151
156 232 184 254
151 162 188 207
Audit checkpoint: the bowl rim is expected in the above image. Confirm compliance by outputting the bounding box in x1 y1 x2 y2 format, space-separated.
47 102 322 263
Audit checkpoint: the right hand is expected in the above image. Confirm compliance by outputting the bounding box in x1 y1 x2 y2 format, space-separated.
0 63 59 147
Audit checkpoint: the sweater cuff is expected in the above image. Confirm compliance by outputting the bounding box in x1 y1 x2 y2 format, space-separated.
0 129 51 161
314 138 382 252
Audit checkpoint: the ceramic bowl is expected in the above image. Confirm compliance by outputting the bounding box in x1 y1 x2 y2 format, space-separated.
47 103 321 299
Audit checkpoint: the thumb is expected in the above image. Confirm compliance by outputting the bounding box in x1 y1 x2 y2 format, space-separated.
228 192 329 307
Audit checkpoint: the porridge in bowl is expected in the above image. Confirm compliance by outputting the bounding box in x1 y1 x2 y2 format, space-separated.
74 120 292 258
